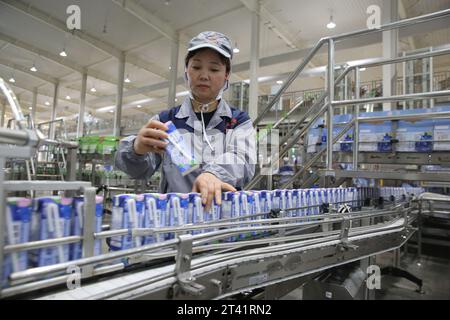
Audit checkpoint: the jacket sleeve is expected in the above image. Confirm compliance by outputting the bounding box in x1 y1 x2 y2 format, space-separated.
114 115 163 180
202 119 256 189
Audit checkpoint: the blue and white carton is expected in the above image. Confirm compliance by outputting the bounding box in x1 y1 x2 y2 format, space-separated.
35 197 72 267
71 196 103 260
110 194 145 251
143 193 167 243
3 198 32 287
189 193 203 235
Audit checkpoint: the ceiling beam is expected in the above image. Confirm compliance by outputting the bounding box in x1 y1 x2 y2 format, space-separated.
0 57 57 84
0 32 157 100
88 16 449 106
240 0 319 72
0 0 169 80
0 32 109 83
111 0 177 42
6 82 83 108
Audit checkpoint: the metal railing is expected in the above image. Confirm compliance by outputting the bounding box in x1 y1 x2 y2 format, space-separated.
246 9 450 189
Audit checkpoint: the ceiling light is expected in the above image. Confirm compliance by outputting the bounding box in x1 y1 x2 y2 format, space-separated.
124 75 131 83
9 77 15 83
360 67 367 71
327 15 336 29
90 87 97 93
276 80 283 85
233 42 240 54
29 107 32 110
30 64 37 72
66 95 71 100
59 49 67 57
45 101 50 106
137 104 142 108
109 110 114 113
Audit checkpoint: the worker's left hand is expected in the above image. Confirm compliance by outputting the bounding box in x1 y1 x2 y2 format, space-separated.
192 172 236 211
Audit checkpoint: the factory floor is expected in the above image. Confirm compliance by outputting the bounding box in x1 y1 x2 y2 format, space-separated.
279 250 450 300
374 252 450 300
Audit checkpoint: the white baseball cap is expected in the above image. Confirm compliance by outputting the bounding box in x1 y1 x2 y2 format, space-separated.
188 31 233 60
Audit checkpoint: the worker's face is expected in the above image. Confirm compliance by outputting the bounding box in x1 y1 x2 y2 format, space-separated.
187 49 229 103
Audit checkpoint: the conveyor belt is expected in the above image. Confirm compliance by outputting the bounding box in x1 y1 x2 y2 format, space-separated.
19 202 416 300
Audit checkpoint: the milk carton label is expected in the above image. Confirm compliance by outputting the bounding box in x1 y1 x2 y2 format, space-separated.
165 121 199 176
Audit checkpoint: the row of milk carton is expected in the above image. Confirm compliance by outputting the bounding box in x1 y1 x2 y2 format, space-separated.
3 196 103 287
109 188 362 250
107 186 423 249
3 187 423 286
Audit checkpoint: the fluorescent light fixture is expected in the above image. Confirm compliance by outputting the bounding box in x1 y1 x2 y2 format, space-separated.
327 15 336 29
233 42 240 54
276 80 283 85
327 21 336 29
360 67 367 71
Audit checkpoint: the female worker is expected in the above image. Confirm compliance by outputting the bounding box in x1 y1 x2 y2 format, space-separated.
115 31 256 210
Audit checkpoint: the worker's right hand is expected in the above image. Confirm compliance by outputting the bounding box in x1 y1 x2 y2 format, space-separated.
133 119 169 155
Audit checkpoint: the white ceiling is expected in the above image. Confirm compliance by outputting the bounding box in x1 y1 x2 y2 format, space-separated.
0 0 449 125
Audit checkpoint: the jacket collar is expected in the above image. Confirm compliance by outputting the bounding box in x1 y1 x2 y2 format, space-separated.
175 97 232 129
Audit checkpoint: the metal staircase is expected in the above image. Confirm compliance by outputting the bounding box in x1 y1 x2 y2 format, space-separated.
246 9 450 190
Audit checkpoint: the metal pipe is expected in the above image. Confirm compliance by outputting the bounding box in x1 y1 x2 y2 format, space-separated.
9 238 179 282
0 157 5 292
356 47 450 70
37 118 64 126
331 9 450 41
272 100 304 129
4 236 82 254
326 38 335 171
0 127 28 145
113 53 125 136
0 77 25 128
358 110 450 123
333 90 450 106
42 138 78 149
77 72 87 138
253 38 326 126
418 192 450 202
353 67 360 170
